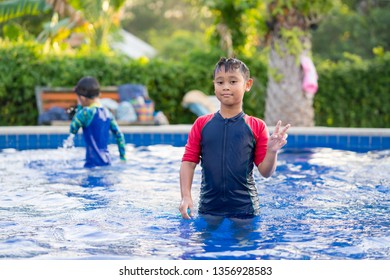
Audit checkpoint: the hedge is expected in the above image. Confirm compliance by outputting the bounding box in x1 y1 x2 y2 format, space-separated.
315 55 390 127
0 41 388 127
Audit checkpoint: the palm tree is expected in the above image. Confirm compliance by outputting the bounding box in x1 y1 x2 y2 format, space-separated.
197 0 336 126
64 0 127 50
0 0 78 23
0 0 45 25
0 0 127 50
263 0 334 126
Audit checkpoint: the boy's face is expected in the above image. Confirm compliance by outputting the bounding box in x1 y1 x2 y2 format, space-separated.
213 66 253 108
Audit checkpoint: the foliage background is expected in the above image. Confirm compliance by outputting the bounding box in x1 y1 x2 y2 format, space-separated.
0 0 389 127
0 41 388 127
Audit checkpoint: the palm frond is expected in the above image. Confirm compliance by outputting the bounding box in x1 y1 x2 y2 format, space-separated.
0 0 49 23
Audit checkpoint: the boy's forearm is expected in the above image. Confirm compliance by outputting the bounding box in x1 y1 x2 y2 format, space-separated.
179 161 197 219
109 119 126 160
69 117 81 134
180 161 197 198
257 150 278 178
116 133 126 160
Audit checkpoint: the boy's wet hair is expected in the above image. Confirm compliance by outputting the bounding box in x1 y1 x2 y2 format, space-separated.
75 76 100 98
213 57 250 80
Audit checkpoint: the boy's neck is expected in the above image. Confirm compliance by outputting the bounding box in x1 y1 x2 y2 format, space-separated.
84 98 100 107
219 106 243 119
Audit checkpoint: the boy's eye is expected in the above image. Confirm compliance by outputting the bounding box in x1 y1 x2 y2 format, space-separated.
216 81 223 85
230 80 237 84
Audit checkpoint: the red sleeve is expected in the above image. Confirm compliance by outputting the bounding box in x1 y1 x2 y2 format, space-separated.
182 114 214 163
244 115 269 166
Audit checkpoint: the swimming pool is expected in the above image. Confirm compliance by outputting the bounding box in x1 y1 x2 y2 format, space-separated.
0 143 389 260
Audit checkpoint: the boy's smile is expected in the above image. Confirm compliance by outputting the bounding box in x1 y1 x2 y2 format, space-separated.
220 92 234 98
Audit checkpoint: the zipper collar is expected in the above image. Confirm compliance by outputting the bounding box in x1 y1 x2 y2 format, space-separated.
216 111 244 122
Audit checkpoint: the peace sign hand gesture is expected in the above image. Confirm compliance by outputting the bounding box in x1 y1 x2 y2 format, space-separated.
268 120 291 153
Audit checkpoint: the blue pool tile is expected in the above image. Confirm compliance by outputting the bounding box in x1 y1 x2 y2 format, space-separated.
161 133 172 145
1 128 389 151
48 135 61 149
306 135 317 148
350 136 359 149
0 135 6 148
285 134 296 148
173 134 187 146
316 135 328 147
182 133 189 144
165 134 174 145
28 134 38 149
152 133 162 145
371 136 381 150
180 133 188 146
383 137 390 149
163 134 172 145
7 135 17 149
37 134 49 149
141 134 152 146
18 135 28 150
338 136 349 150
359 136 370 150
172 134 180 146
296 135 306 148
328 135 338 146
130 133 142 146
124 134 133 144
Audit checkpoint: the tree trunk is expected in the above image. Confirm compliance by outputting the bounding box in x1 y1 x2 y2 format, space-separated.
264 37 315 127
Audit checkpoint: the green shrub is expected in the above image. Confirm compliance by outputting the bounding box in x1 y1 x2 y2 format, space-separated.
0 41 268 125
315 54 390 127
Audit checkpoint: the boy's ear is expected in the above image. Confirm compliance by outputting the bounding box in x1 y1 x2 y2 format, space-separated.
78 95 88 105
245 78 254 92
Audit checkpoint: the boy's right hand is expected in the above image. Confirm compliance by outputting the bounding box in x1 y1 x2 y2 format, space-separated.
268 120 290 152
179 198 194 219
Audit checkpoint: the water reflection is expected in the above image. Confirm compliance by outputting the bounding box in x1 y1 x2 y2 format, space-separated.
0 146 389 259
178 215 263 259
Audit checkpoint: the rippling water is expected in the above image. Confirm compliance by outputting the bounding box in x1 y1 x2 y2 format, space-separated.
0 145 389 259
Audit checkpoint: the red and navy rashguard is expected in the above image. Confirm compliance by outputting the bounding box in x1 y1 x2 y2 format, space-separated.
182 111 269 218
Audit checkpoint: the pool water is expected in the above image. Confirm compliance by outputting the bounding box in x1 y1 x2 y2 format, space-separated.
0 145 389 260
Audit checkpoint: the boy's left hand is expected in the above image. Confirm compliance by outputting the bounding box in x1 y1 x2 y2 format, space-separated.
268 120 291 152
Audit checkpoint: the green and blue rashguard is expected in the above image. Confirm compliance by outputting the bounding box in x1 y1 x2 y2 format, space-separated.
70 103 126 168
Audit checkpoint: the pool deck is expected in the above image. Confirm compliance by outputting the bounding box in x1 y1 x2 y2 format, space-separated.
1 125 389 151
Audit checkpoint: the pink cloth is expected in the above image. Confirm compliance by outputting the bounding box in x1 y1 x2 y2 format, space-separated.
301 55 318 95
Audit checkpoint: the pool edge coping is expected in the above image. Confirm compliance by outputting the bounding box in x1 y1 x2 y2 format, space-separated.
1 125 389 136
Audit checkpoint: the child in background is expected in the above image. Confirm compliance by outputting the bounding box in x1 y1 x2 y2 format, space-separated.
179 57 290 220
69 76 126 168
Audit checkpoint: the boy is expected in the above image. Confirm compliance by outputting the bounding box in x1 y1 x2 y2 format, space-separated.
70 76 126 168
179 57 290 220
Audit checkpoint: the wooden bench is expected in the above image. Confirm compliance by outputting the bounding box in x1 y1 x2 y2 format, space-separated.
35 86 155 125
